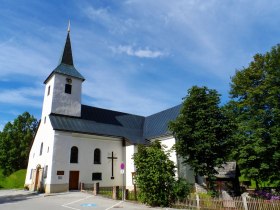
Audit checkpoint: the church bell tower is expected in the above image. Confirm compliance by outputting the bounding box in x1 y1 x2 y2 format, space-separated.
41 24 85 120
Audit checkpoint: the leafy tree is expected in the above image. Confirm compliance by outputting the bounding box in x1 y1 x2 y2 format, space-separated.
229 45 280 187
169 86 235 191
0 112 38 175
133 140 176 207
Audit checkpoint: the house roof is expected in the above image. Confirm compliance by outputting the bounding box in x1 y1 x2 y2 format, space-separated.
49 104 182 144
215 162 238 179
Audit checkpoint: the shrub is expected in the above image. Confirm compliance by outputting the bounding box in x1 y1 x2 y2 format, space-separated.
173 178 191 202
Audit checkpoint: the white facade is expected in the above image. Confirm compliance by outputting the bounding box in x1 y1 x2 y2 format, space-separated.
25 122 129 193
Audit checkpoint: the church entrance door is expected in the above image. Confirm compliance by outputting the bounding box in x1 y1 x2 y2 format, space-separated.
34 165 42 191
69 171 79 190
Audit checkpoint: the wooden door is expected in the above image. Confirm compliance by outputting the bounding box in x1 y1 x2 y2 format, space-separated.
69 171 79 190
34 168 40 191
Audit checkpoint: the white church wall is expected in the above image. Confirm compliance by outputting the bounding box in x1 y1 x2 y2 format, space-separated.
50 131 124 190
25 115 55 189
41 75 55 119
51 74 82 117
125 144 137 190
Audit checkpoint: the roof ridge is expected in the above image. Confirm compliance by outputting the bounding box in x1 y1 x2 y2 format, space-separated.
145 104 182 118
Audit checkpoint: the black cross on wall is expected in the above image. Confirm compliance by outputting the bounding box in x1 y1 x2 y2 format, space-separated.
107 151 117 179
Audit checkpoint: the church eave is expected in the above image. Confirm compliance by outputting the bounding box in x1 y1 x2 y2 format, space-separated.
44 69 85 84
145 132 173 141
52 127 132 142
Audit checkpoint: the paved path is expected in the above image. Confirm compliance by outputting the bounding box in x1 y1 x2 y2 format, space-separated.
0 190 179 210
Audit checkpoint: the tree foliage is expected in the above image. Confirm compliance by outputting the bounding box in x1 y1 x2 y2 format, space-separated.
133 140 176 207
0 112 38 175
229 45 280 186
169 86 235 189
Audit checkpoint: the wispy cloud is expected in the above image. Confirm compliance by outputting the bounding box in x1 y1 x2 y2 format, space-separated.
0 87 43 108
83 5 134 34
0 38 55 79
111 45 166 58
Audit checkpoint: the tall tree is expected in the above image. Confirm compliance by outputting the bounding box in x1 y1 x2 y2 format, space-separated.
229 45 280 186
169 86 235 190
133 141 176 207
0 112 38 175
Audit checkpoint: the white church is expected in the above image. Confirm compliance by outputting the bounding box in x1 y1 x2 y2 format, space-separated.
24 27 196 193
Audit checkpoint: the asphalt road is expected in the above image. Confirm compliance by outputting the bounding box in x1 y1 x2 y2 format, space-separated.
0 190 177 210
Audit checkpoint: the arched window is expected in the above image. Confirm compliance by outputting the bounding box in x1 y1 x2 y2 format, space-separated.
70 146 78 163
94 148 101 164
39 143 43 156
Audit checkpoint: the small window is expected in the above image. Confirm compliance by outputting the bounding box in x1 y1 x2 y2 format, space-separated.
39 143 43 156
44 165 48 178
92 173 102 181
47 147 49 153
70 146 78 163
30 169 33 179
44 117 46 124
47 86 50 96
94 149 101 164
65 84 72 94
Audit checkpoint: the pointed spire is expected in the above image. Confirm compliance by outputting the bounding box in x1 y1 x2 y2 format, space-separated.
44 22 85 84
60 22 74 66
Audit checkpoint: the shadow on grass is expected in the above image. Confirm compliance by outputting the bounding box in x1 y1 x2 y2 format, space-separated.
0 192 38 204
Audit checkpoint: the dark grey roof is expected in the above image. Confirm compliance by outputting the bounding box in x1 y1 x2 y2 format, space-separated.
44 63 85 84
143 104 182 139
81 105 145 130
49 104 182 144
215 162 238 179
49 114 144 144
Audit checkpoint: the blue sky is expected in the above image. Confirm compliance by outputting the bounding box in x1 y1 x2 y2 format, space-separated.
1 0 280 130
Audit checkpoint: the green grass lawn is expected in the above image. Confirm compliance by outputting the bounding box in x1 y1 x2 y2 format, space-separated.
0 169 26 189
